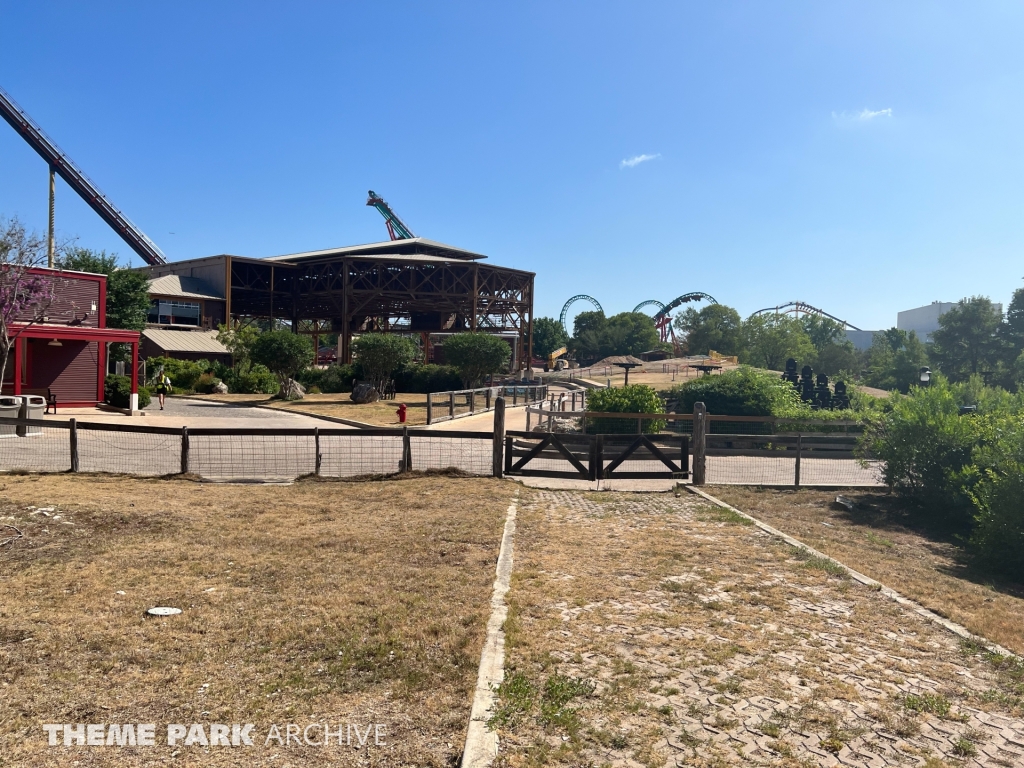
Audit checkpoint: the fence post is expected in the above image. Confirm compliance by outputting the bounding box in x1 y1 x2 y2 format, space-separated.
492 396 505 478
314 427 321 476
449 392 455 420
427 396 433 425
180 426 190 475
525 403 531 432
69 418 79 472
681 436 689 477
692 402 707 486
794 434 802 489
469 390 476 414
402 426 412 472
513 386 518 406
504 435 513 475
485 388 491 411
595 434 604 481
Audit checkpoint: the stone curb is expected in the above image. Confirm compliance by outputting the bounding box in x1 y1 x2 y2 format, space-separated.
686 486 1019 661
461 491 518 768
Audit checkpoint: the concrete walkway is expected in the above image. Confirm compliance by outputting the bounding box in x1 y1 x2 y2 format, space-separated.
50 396 353 430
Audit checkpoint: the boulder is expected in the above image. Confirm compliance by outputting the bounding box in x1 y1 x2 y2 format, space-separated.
212 381 229 394
279 378 306 400
350 382 380 404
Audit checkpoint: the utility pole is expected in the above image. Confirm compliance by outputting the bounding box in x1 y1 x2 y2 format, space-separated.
47 164 55 267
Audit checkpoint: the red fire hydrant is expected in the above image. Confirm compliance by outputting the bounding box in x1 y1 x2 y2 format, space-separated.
396 403 407 423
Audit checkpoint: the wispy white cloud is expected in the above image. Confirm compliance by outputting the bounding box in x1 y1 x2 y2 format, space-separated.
620 153 660 169
831 108 893 124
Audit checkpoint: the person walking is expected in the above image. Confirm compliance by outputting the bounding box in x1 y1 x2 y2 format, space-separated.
155 369 171 410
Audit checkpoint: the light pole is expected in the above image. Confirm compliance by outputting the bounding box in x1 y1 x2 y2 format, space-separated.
919 367 931 387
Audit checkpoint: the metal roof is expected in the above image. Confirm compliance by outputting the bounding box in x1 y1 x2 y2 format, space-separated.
142 329 229 355
264 237 486 263
148 274 224 300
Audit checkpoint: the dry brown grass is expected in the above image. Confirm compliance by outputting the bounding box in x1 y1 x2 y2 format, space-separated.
0 474 514 766
707 486 1024 656
188 392 431 426
491 488 1023 767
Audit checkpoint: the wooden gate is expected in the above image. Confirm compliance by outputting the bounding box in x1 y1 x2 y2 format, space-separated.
504 431 688 480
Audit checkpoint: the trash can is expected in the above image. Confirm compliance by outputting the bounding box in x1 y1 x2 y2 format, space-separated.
0 396 20 438
17 395 46 437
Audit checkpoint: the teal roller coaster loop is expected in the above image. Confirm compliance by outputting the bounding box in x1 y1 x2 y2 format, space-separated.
560 295 603 333
632 300 666 315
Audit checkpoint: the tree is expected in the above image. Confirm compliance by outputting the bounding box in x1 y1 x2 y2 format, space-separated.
249 330 314 395
603 312 661 357
571 311 660 363
351 333 416 390
675 304 742 356
571 310 606 363
531 317 569 359
863 328 929 393
740 313 814 371
0 217 55 393
58 248 149 331
216 323 261 370
930 296 1003 380
799 314 858 375
442 332 511 387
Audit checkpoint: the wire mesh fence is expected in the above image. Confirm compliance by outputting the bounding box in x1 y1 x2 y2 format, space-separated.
0 410 883 488
0 427 71 473
78 429 180 476
705 456 882 486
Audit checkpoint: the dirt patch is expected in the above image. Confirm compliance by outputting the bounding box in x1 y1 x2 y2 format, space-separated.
0 474 514 766
707 486 1024 657
492 488 1024 767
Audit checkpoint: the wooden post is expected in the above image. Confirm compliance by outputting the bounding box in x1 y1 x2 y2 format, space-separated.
180 426 190 475
485 388 491 411
69 418 79 472
513 387 518 406
681 436 689 477
525 404 531 432
427 395 433 425
402 426 412 472
595 434 604 481
492 396 505 478
449 392 455 420
469 390 476 414
794 434 802 489
504 435 513 475
314 427 321 476
692 402 707 486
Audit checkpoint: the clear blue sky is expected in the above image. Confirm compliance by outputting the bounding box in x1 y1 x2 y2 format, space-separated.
2 2 1023 331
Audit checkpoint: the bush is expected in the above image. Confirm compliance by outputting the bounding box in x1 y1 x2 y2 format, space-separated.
393 363 462 393
585 384 665 434
194 373 222 394
970 465 1024 578
297 363 360 393
224 363 279 394
250 331 314 392
443 333 511 387
862 378 991 525
104 375 152 409
671 367 806 417
146 356 210 391
351 333 416 390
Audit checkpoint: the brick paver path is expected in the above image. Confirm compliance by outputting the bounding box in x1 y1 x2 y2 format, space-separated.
495 490 1024 767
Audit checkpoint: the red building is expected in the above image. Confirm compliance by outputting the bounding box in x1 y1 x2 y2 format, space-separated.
4 268 141 409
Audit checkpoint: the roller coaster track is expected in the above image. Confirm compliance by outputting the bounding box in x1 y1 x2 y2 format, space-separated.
751 301 861 331
0 85 167 266
632 299 666 314
653 292 718 319
559 295 603 333
366 190 416 241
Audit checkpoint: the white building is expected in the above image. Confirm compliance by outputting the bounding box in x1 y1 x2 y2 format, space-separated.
897 301 1001 342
